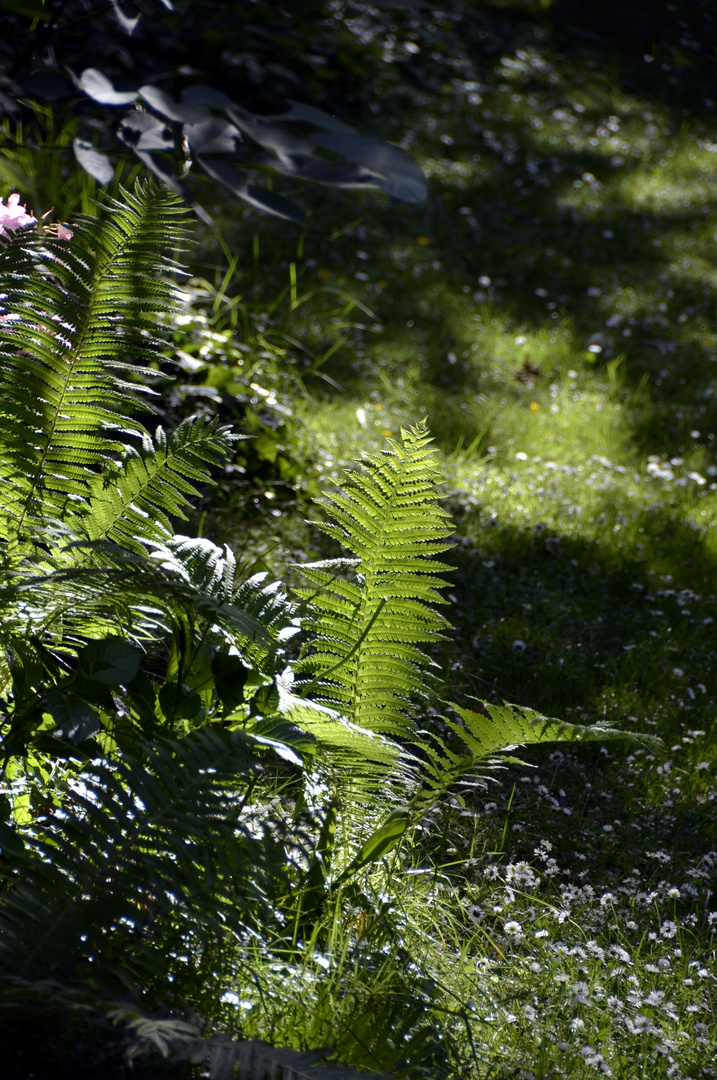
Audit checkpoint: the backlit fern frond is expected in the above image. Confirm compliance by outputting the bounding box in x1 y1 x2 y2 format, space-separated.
0 181 191 541
296 421 453 738
415 700 666 810
79 417 236 553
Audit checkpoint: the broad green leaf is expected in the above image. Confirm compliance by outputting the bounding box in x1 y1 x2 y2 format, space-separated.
44 690 101 744
211 651 249 714
76 638 141 685
340 808 410 879
158 683 202 723
0 820 25 858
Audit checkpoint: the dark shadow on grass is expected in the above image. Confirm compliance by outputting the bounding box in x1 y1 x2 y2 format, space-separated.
432 497 717 884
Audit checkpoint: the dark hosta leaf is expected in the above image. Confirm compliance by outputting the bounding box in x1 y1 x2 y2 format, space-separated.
130 148 194 203
229 102 427 204
44 689 101 744
73 138 115 184
181 83 233 109
241 184 305 223
79 68 138 106
110 0 140 35
271 153 388 189
196 156 304 223
117 111 173 151
227 109 312 159
75 638 140 685
281 102 356 133
185 118 240 156
311 130 427 203
139 85 208 124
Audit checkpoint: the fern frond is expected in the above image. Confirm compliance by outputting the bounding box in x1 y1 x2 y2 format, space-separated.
118 1018 388 1080
80 417 236 553
296 422 453 738
148 535 300 663
416 700 666 807
0 181 192 540
252 669 414 788
449 701 665 760
0 728 282 984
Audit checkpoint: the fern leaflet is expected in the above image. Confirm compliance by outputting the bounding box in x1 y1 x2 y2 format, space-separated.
296 421 453 738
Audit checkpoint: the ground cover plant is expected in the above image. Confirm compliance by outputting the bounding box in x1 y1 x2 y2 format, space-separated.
2 1 717 1078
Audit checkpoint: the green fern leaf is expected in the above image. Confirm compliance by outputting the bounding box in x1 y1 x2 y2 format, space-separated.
0 181 192 540
296 421 453 738
79 417 236 552
416 700 665 805
449 700 664 761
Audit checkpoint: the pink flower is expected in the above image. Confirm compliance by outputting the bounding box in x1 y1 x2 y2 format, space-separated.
0 193 36 236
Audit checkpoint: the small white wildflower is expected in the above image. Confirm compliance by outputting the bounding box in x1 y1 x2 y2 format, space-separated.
569 1017 585 1032
660 920 678 938
534 929 549 939
571 981 591 1005
646 990 665 1006
504 920 524 939
627 1014 651 1034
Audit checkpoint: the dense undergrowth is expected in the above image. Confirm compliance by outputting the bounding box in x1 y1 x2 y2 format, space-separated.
1 1 717 1078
